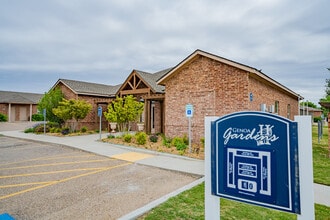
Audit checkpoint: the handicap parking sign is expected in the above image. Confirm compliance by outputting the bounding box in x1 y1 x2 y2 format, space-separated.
185 104 193 117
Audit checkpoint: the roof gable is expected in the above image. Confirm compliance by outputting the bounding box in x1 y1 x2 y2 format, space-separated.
52 79 120 97
157 49 301 99
117 68 171 96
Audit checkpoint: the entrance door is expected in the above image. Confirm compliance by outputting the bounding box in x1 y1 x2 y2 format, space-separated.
19 106 28 121
10 106 16 122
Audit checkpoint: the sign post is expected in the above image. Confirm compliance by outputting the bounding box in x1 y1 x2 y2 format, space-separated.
98 106 102 140
43 108 46 134
185 104 193 153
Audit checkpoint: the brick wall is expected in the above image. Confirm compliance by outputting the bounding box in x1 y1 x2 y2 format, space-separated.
248 76 299 120
164 55 299 143
57 83 113 131
0 104 8 116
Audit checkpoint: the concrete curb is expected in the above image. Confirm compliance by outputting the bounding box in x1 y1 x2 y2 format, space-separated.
118 177 205 220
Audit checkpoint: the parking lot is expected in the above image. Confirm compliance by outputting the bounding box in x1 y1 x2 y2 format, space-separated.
0 136 198 219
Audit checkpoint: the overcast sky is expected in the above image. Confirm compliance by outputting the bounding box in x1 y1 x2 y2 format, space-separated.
0 0 329 105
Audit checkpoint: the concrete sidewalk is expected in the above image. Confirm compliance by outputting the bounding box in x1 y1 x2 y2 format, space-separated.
1 130 329 208
0 130 204 176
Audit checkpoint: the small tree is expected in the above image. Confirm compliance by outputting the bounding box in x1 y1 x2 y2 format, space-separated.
53 98 92 131
38 88 64 124
104 95 144 132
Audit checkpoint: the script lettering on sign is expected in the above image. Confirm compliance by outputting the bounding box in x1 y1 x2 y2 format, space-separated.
223 124 279 146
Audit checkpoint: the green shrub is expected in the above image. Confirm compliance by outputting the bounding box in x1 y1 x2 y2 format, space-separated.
149 134 158 143
32 114 44 121
162 135 172 148
61 128 70 135
81 126 88 133
0 113 8 122
200 137 205 147
107 134 115 139
313 116 322 123
49 127 61 133
171 137 187 151
24 128 34 133
47 122 60 128
183 134 189 145
34 124 49 133
136 132 147 145
123 133 132 143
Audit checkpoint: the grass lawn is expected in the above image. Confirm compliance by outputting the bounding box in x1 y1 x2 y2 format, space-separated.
139 125 330 219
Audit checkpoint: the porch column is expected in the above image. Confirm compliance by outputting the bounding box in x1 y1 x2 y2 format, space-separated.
29 104 33 122
8 103 11 122
145 100 151 133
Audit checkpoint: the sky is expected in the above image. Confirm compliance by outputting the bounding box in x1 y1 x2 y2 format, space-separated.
0 0 329 106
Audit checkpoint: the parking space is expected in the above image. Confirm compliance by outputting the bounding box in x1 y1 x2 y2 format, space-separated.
0 136 198 219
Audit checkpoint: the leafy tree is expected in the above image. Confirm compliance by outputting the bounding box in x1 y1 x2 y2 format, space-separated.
53 98 92 131
38 88 64 123
104 95 144 132
326 78 330 96
300 101 317 108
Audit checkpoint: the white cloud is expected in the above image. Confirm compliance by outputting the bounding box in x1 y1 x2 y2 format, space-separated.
0 0 329 104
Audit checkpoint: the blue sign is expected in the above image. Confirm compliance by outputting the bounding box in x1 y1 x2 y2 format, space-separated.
186 104 193 117
211 111 300 214
97 106 102 117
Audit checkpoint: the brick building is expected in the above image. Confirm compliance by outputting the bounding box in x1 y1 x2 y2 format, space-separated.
0 91 42 122
157 50 301 143
51 50 301 141
51 79 121 130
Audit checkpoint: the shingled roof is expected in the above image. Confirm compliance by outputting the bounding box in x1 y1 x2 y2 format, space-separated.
135 68 172 93
53 79 121 97
0 91 43 104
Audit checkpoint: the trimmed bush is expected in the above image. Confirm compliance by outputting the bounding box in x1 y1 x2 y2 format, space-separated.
136 132 147 145
162 135 172 148
171 137 187 151
149 134 158 143
61 128 70 135
183 134 189 145
123 133 132 143
313 116 322 123
81 126 88 133
32 114 44 121
34 124 49 133
47 122 60 128
0 113 8 122
24 128 34 133
107 134 115 139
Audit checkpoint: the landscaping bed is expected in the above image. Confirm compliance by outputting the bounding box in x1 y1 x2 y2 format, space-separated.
102 133 205 160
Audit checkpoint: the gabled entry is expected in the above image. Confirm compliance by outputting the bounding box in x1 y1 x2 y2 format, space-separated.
116 69 169 134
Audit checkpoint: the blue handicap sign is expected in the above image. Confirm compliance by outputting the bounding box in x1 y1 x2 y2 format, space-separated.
211 111 300 214
97 106 102 117
0 213 15 220
185 104 193 117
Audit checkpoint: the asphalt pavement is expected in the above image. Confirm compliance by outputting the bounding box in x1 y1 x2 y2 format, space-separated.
0 122 329 216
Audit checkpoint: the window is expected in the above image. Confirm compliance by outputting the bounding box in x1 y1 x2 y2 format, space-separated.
275 101 279 114
287 104 291 119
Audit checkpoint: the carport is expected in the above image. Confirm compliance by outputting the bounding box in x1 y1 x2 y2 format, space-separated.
0 91 42 122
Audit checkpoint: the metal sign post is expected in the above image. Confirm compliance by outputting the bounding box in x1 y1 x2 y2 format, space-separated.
185 104 193 153
43 108 46 134
98 106 102 140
